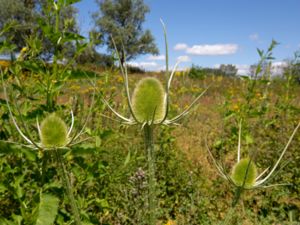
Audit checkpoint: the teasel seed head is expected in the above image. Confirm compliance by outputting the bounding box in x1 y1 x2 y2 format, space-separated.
131 77 166 123
231 158 257 188
40 113 68 148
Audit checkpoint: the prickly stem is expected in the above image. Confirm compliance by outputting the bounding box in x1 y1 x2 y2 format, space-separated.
54 149 81 225
143 124 156 225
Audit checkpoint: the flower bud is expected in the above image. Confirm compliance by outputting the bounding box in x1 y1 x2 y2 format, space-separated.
132 77 166 123
40 114 68 148
231 158 257 188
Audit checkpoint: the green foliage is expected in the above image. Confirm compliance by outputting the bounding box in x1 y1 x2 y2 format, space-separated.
219 64 238 76
93 0 159 64
231 158 257 188
132 77 166 123
40 114 68 148
0 0 79 54
0 3 300 224
284 51 300 85
188 64 225 79
36 193 59 225
76 48 114 67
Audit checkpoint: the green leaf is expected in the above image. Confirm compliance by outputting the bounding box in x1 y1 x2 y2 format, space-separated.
11 214 22 225
123 150 131 166
0 141 37 161
245 134 254 145
0 217 17 225
63 32 85 43
36 193 59 225
95 136 101 148
257 48 264 57
0 183 7 193
19 61 46 74
95 199 109 209
59 0 81 6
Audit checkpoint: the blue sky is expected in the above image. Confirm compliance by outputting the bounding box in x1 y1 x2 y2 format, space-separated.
74 0 300 74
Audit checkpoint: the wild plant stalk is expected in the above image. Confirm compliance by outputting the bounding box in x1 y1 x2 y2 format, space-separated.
2 83 87 224
209 116 300 225
143 124 156 224
54 149 82 225
219 187 243 225
103 21 208 225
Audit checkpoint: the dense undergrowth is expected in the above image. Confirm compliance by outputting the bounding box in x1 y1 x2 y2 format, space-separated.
0 65 299 224
0 1 300 224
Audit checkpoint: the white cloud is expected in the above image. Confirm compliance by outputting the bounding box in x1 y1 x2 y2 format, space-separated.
126 61 188 72
249 33 259 41
177 55 191 62
147 54 165 61
237 62 288 76
174 43 188 51
213 62 288 76
272 61 288 67
127 61 159 70
272 61 288 75
186 44 238 55
127 62 139 67
139 62 158 67
236 64 250 75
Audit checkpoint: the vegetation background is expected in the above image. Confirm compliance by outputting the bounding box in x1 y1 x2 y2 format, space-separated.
0 0 299 224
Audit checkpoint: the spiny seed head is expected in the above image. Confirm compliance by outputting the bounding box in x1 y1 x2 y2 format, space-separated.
231 158 257 188
132 77 166 123
40 113 68 148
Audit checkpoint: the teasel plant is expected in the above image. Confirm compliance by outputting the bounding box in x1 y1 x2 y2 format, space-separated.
206 119 300 224
102 20 209 225
1 73 95 225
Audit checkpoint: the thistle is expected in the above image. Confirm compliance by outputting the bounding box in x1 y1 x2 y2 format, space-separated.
39 114 69 148
131 77 166 124
207 120 300 191
1 75 90 151
231 158 257 188
102 21 209 225
1 76 92 225
102 21 209 127
5 108 84 151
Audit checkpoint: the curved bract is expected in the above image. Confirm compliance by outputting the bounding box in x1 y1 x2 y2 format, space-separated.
102 22 209 127
231 158 257 188
207 120 300 191
40 114 68 148
132 77 166 123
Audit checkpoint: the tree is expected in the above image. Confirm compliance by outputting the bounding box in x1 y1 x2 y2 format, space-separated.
284 51 300 84
219 64 238 76
93 0 159 65
0 0 78 56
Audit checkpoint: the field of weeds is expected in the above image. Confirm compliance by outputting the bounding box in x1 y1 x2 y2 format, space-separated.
1 62 300 224
0 1 300 224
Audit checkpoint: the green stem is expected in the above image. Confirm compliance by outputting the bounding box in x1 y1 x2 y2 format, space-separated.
219 187 243 225
220 206 236 225
41 151 48 185
54 149 81 225
143 124 156 225
232 187 243 208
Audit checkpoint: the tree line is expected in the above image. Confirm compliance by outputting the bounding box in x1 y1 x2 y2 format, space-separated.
0 0 158 66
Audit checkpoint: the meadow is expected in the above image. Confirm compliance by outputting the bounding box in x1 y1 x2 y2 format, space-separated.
0 56 300 224
0 1 300 224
